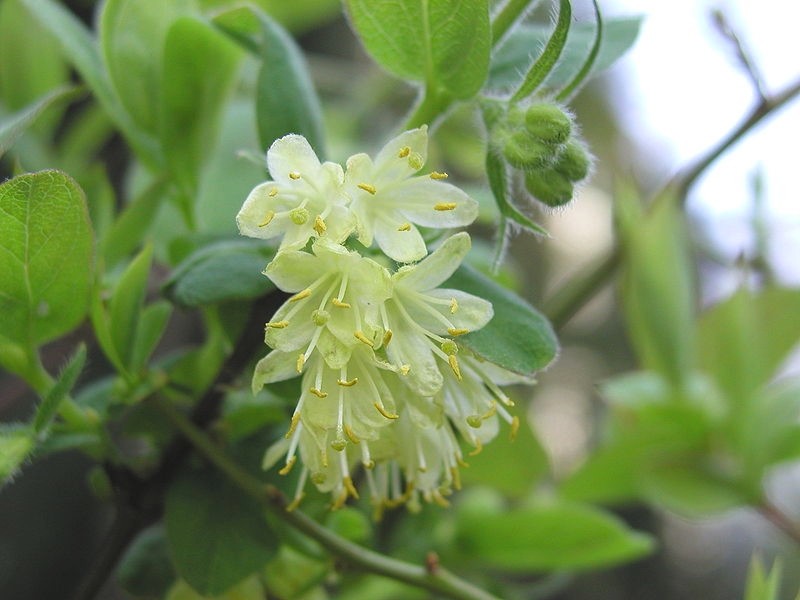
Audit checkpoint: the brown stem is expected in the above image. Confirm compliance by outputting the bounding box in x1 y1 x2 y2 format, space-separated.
759 500 800 545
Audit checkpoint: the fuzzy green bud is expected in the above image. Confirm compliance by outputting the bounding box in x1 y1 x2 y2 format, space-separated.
502 131 552 170
525 168 574 207
525 103 572 145
555 140 591 182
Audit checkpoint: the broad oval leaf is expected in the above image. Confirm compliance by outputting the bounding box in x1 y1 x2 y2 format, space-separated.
164 239 275 307
444 264 557 376
345 0 491 99
0 171 93 348
165 468 278 596
456 501 654 571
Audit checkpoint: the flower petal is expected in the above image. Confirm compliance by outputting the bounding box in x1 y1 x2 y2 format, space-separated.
384 309 443 397
373 217 427 263
264 250 324 292
236 182 285 240
423 288 494 333
267 134 321 184
394 232 470 290
383 178 477 228
252 350 299 393
373 126 428 182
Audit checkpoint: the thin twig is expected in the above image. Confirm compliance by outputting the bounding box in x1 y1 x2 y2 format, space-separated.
759 500 800 545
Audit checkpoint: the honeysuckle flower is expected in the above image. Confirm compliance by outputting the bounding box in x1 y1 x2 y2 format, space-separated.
237 135 355 252
262 238 392 368
344 126 479 263
376 232 493 397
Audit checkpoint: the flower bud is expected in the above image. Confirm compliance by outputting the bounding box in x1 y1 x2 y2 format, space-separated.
525 103 572 145
502 132 552 170
525 168 574 207
555 140 591 182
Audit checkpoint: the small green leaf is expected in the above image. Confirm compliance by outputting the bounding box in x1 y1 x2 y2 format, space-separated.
0 171 93 349
0 85 83 160
444 264 558 376
556 0 603 101
110 244 154 371
33 343 86 433
485 152 548 237
456 501 654 571
164 239 275 308
0 424 35 484
130 300 173 373
166 576 264 600
639 464 750 517
262 546 328 600
161 16 242 197
324 508 371 544
165 467 278 596
745 556 782 600
345 0 491 99
117 525 176 598
511 0 571 102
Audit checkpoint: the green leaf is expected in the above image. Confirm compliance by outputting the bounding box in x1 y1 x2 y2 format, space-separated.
0 85 83 160
0 171 93 349
164 239 275 307
618 190 694 387
262 546 328 600
161 16 242 197
556 0 603 101
697 287 800 409
444 264 558 376
345 0 491 99
460 417 549 497
165 468 278 596
33 343 86 433
202 0 342 33
117 525 176 598
639 464 750 517
489 17 642 92
745 556 782 600
20 0 161 166
130 300 173 373
0 424 35 484
110 244 154 371
166 576 264 600
511 0 571 102
99 0 196 134
456 501 654 571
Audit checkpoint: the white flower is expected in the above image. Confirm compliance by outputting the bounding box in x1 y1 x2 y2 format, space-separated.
237 135 355 252
344 126 479 263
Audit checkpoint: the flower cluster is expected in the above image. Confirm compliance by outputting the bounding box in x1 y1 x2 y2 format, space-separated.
238 127 529 513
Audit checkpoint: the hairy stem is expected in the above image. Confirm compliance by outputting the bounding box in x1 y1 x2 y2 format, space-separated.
151 397 502 600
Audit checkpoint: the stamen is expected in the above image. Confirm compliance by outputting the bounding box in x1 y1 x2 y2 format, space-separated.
337 378 358 387
354 330 374 347
398 146 411 158
332 489 348 510
431 490 451 507
289 171 301 180
332 297 351 308
448 355 462 380
286 493 305 512
290 288 312 302
258 210 275 227
357 183 377 195
344 424 360 444
285 413 300 438
278 456 296 476
343 476 360 499
447 327 469 336
449 297 459 314
374 402 399 420
450 466 462 490
268 187 278 197
296 353 305 373
330 437 347 451
429 171 448 180
468 437 483 456
510 415 520 441
382 329 393 347
309 387 328 398
266 320 289 329
397 222 411 232
313 215 327 235
434 202 457 211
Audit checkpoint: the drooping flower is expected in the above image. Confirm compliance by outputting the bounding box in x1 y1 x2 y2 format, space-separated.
344 126 479 263
237 135 355 252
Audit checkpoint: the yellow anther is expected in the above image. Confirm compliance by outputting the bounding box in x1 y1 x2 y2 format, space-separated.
431 490 451 507
285 413 300 438
331 489 348 510
468 438 483 457
434 202 457 211
457 456 470 468
354 330 374 347
374 402 399 420
278 456 296 476
399 364 410 376
357 183 377 195
344 424 360 444
286 493 305 512
449 297 459 314
448 327 469 336
266 320 289 329
268 187 278 197
337 377 358 387
332 298 351 308
481 403 497 420
289 171 301 180
398 146 411 158
258 210 275 227
296 353 305 373
313 215 327 235
310 387 328 398
289 288 312 302
450 466 462 490
397 222 411 232
449 354 462 380
429 171 448 180
382 329 393 347
510 415 520 441
344 476 360 499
